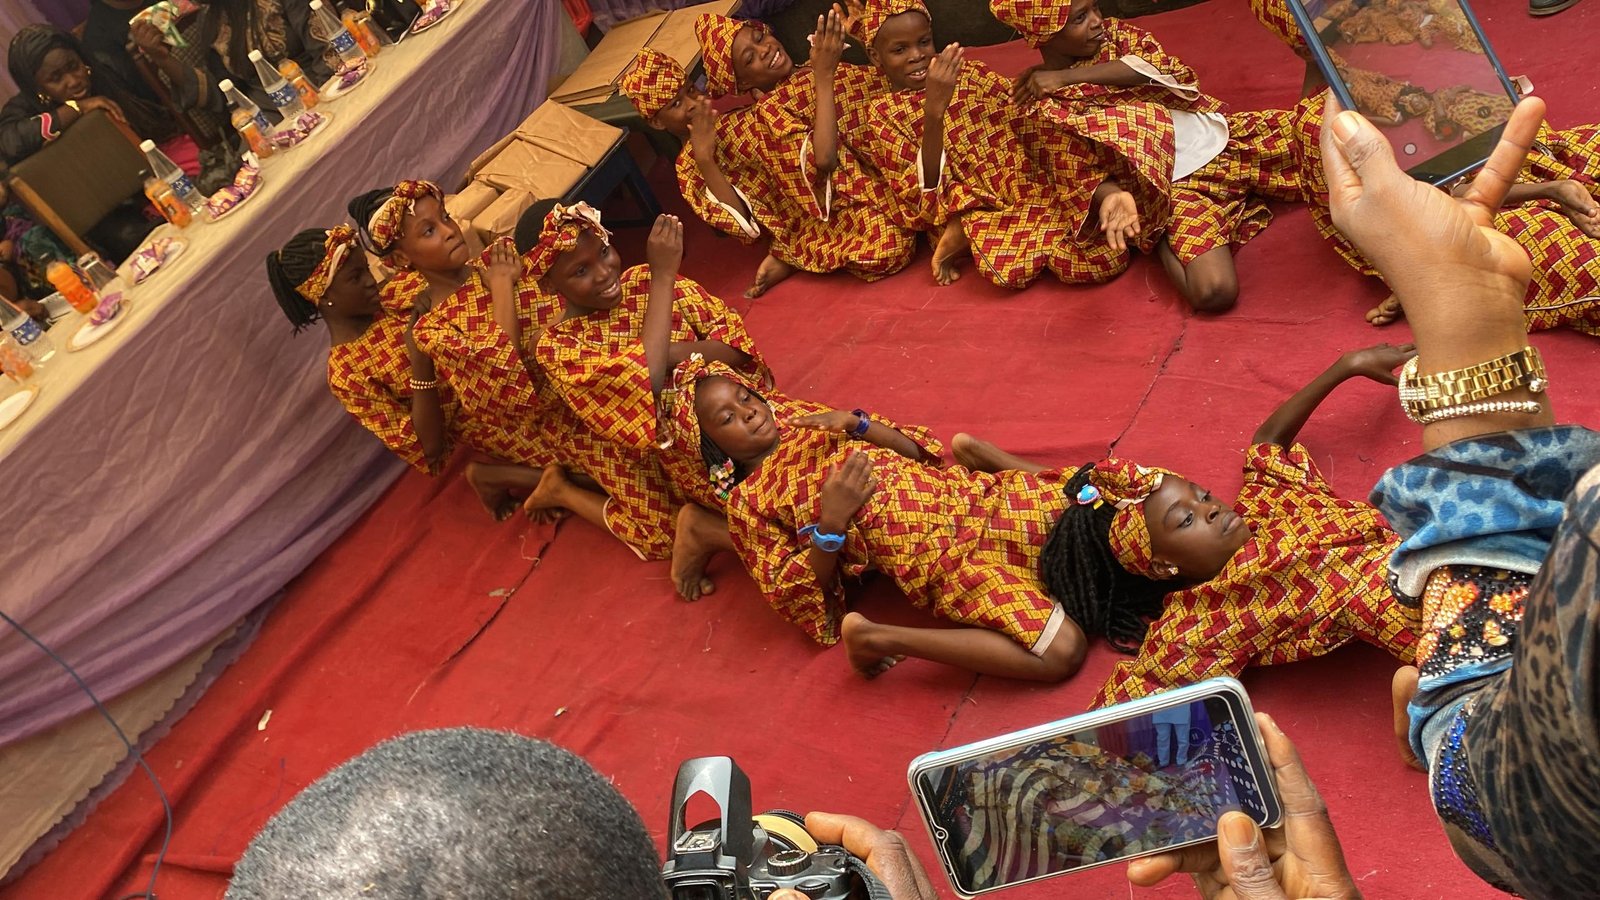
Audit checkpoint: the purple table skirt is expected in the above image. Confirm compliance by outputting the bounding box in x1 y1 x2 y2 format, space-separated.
0 0 566 747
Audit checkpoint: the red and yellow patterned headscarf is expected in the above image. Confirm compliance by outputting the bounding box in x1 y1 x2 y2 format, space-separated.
1080 457 1176 580
665 353 772 501
988 0 1070 47
365 180 444 257
859 0 929 47
695 13 762 97
296 225 360 304
526 201 612 281
620 48 686 121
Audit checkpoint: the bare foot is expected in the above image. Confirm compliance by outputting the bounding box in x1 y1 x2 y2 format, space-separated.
522 465 570 524
1366 294 1404 326
1546 179 1600 238
931 218 971 286
745 254 796 298
670 503 720 602
466 461 519 522
841 612 904 679
1391 665 1423 772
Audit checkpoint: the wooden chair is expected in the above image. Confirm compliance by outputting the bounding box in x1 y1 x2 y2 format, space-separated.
6 110 151 258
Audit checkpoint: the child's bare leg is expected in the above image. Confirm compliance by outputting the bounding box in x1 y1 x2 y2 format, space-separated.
523 465 608 530
841 611 1085 683
951 433 1047 474
670 502 732 602
1391 665 1423 771
465 460 542 522
931 216 971 286
1156 242 1239 313
746 253 797 298
1366 293 1404 326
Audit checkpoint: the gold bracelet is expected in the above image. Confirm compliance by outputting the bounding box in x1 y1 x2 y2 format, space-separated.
1398 346 1547 423
408 377 439 392
1414 398 1544 425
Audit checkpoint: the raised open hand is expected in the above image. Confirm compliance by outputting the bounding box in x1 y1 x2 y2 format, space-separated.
924 43 963 115
809 4 848 73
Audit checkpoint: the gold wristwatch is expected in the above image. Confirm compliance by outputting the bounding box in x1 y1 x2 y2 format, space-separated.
1398 346 1548 422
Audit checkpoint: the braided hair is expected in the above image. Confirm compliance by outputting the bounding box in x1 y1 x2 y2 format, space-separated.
265 228 331 333
513 198 562 254
347 187 396 252
1040 464 1170 653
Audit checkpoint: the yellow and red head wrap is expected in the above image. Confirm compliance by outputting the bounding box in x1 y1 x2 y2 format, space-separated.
859 0 930 48
988 0 1070 47
695 13 763 96
1080 457 1176 580
364 179 444 257
296 224 359 304
526 202 612 282
620 48 687 121
665 353 771 501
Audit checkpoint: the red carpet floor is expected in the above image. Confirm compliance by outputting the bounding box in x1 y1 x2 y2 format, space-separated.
11 3 1600 898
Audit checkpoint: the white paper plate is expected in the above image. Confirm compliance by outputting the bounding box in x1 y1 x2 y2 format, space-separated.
118 236 189 285
319 63 374 101
67 302 129 351
206 182 261 222
0 386 37 431
410 2 453 33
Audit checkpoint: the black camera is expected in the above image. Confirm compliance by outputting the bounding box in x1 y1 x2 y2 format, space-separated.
661 757 887 900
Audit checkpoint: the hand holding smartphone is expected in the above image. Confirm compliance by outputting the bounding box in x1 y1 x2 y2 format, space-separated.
1286 0 1519 185
907 678 1281 897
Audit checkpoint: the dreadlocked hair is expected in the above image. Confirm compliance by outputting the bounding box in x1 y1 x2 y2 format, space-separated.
347 187 397 253
1039 464 1171 654
266 229 331 334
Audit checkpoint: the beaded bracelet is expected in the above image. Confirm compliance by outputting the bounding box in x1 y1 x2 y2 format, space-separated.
409 377 440 392
1414 398 1543 425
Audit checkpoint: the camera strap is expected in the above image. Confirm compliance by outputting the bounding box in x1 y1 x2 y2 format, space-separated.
847 855 893 900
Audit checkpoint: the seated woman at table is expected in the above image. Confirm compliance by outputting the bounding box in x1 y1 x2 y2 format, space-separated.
267 224 544 519
197 0 335 88
0 178 73 312
0 25 190 259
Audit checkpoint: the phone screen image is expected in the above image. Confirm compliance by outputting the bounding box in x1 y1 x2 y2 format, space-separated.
913 695 1275 896
1291 0 1517 183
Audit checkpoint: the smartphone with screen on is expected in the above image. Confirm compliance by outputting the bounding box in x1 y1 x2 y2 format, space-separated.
906 678 1280 898
1286 0 1519 185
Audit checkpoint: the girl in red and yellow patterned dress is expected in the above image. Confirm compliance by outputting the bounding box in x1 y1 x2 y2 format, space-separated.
995 0 1317 312
852 0 1168 288
267 222 544 520
529 205 770 572
1248 0 1600 334
957 345 1419 705
667 356 1088 682
689 9 916 297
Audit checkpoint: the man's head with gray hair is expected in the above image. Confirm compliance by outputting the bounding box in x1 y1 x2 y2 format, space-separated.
226 728 668 899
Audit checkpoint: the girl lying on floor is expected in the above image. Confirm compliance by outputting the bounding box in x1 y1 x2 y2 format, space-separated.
1247 0 1600 336
267 221 550 520
522 203 769 579
663 354 1088 683
850 0 1170 289
994 0 1317 313
678 8 916 297
953 343 1419 706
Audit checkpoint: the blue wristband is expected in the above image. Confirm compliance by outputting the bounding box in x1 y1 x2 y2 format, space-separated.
850 409 870 438
798 523 847 553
